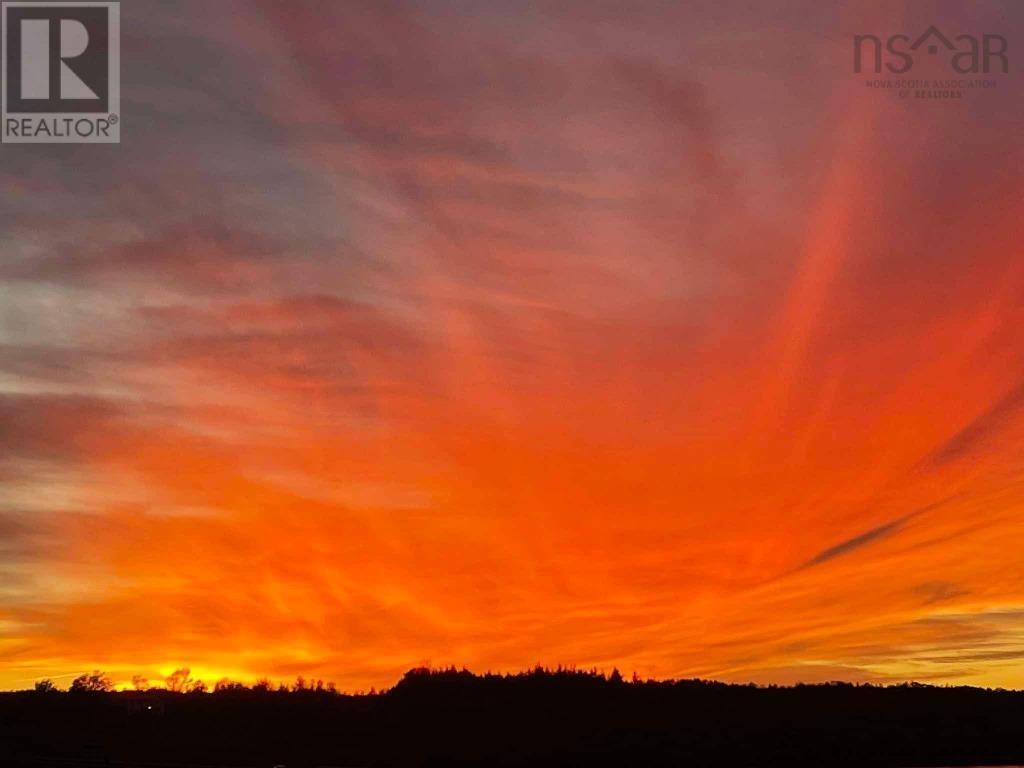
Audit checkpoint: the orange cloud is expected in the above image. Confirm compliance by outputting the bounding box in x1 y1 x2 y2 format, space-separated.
1 0 1023 692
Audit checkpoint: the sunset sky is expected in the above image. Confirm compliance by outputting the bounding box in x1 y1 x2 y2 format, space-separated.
2 0 1024 692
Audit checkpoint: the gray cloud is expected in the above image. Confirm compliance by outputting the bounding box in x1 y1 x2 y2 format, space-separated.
921 380 1024 470
798 497 956 570
0 394 125 464
913 581 969 606
801 517 906 569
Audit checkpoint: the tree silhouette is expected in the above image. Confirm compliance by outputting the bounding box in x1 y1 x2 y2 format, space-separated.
214 678 247 693
6 667 1024 767
69 670 113 692
164 667 205 693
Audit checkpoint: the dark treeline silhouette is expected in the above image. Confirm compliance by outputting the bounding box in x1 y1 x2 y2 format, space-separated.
3 666 1024 767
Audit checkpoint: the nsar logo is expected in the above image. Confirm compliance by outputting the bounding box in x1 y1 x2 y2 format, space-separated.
854 25 1008 75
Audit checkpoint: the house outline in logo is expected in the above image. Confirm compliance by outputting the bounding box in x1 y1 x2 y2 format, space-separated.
910 25 957 56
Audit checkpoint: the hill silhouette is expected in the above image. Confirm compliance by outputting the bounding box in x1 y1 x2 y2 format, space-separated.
3 667 1024 767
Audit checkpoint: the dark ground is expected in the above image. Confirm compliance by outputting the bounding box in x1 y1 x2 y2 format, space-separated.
3 668 1024 767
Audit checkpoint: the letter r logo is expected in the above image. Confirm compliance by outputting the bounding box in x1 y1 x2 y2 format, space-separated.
20 17 100 100
3 2 117 114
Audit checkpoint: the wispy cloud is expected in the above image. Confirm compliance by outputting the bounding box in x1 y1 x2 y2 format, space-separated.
1 0 1023 692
